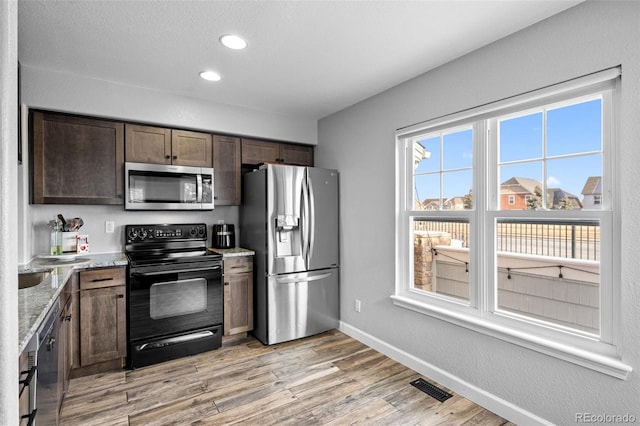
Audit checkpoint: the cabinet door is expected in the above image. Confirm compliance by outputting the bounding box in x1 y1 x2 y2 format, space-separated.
125 123 172 164
224 257 254 336
79 285 126 366
224 272 254 336
213 134 241 205
280 143 314 166
172 129 213 167
241 138 280 165
31 111 124 204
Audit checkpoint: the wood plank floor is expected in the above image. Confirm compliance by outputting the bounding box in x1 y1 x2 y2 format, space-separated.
59 330 514 426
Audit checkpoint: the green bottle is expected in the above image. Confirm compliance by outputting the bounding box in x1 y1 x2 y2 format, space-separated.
50 218 62 255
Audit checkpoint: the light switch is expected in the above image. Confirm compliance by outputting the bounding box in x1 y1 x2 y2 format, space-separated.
105 221 115 233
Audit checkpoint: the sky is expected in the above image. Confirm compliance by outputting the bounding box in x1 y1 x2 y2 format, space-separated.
413 97 602 206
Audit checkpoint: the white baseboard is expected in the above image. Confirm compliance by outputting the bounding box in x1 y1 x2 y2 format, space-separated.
339 321 553 426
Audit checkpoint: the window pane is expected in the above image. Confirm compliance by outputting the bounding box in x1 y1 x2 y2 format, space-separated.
499 112 543 162
499 162 543 210
414 173 440 210
547 99 602 157
413 219 470 302
443 129 472 170
496 219 600 335
547 155 602 210
443 170 473 210
414 136 440 173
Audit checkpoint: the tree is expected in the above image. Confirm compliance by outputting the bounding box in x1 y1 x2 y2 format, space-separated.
557 195 574 210
463 189 473 210
527 186 542 210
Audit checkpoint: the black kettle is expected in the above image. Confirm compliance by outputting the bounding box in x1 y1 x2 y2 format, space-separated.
212 224 235 249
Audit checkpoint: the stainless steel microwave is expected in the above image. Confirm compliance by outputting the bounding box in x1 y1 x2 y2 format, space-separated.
125 162 214 210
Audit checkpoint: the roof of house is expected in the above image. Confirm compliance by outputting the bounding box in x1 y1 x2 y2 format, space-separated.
500 177 542 194
581 176 602 195
547 188 583 209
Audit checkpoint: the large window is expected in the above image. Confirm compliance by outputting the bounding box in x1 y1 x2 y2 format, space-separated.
395 68 629 378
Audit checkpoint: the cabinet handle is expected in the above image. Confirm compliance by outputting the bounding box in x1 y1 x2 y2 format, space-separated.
224 282 229 286
47 336 56 352
21 409 37 426
117 294 124 298
172 155 178 160
91 277 114 283
63 315 72 322
19 366 37 396
165 155 171 159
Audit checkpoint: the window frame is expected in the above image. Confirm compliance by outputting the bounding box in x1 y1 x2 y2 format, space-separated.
394 68 630 379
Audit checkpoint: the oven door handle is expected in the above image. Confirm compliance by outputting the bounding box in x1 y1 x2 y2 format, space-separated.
131 265 221 277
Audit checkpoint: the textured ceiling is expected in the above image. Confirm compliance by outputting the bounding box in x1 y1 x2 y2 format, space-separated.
18 1 582 120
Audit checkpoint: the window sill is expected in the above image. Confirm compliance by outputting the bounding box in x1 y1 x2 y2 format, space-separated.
390 294 632 380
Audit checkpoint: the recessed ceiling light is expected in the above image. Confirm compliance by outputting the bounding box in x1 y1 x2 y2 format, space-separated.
219 34 247 50
200 71 221 82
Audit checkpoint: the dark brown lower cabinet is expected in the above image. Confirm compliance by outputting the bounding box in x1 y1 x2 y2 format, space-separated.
75 267 126 372
223 256 254 336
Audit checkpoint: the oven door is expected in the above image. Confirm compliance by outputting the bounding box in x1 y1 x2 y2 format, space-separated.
128 263 223 342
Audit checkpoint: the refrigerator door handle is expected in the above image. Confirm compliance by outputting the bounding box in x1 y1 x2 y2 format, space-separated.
301 174 311 263
275 272 332 284
307 174 316 263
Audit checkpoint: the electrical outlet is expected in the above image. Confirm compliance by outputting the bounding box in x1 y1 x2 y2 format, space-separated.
105 221 115 233
354 299 362 313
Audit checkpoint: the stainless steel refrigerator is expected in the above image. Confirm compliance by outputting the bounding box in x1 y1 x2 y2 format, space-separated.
240 164 340 345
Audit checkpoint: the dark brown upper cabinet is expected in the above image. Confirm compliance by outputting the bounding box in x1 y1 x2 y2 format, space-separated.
125 124 212 168
213 134 241 206
30 111 124 205
241 138 313 167
279 143 314 166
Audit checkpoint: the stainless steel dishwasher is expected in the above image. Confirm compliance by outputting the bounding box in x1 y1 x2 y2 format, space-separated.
36 300 60 425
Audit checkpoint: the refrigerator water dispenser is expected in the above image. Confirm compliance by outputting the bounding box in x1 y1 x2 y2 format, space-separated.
275 215 300 257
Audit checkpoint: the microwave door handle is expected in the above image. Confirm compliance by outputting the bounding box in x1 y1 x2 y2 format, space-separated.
196 174 203 203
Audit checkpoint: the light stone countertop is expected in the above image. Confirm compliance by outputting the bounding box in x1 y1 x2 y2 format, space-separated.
18 252 128 354
207 247 255 257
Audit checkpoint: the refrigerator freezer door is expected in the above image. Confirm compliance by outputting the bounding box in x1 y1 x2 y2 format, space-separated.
266 268 339 344
267 165 307 275
306 168 340 271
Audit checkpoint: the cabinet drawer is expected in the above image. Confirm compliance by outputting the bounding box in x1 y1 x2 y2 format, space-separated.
224 257 253 274
79 267 126 290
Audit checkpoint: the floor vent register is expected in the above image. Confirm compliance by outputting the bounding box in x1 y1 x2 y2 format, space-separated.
410 378 453 403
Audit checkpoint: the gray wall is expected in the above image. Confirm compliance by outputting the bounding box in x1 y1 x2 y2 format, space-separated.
317 2 640 424
18 65 319 263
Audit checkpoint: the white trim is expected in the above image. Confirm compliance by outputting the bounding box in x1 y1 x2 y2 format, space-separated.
389 295 631 380
339 321 555 426
397 67 620 138
396 69 623 377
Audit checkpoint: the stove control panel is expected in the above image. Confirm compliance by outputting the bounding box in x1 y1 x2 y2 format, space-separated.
126 223 207 243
